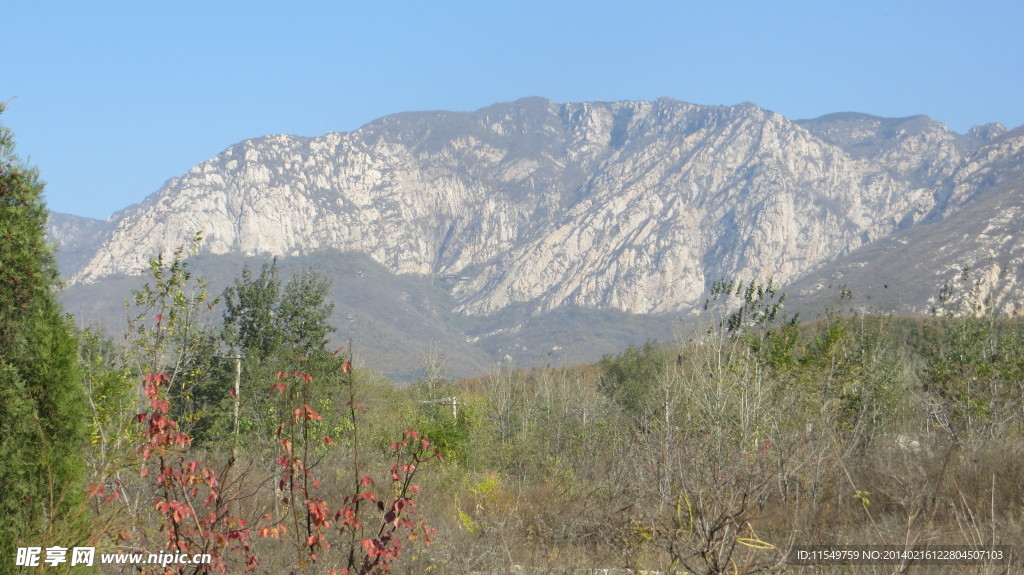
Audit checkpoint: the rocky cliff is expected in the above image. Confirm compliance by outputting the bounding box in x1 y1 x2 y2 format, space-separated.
57 98 1020 320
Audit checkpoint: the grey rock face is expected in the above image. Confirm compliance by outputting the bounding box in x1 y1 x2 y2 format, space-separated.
63 98 1021 317
788 126 1024 318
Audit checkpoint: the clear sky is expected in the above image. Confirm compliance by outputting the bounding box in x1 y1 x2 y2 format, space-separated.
4 0 1022 220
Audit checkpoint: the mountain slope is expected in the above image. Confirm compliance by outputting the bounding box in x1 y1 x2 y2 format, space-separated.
786 126 1024 317
64 97 1009 321
45 212 112 279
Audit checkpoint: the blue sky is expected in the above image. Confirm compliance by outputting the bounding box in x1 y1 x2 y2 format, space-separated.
4 0 1022 219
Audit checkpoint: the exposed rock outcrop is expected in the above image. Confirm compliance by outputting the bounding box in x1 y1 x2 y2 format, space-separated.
59 98 1023 318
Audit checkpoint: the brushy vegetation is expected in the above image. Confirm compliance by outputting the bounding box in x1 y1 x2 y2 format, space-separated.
76 244 443 574
380 280 1022 574
396 281 1024 574
66 252 1024 573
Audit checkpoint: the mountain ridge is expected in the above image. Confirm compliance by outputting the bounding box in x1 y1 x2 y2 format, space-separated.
47 97 1024 377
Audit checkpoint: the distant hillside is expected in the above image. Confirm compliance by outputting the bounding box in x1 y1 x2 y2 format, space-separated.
46 211 112 279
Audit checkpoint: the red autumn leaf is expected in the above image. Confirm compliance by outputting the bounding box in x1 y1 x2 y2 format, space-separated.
304 404 323 421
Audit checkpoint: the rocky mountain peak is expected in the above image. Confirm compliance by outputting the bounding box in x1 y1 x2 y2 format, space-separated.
969 122 1009 142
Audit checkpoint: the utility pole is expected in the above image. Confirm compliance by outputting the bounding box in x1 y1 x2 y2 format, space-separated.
418 396 459 419
230 353 242 459
234 353 242 437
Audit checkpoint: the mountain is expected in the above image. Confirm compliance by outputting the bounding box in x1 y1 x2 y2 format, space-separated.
46 212 112 278
787 125 1024 317
48 98 1023 378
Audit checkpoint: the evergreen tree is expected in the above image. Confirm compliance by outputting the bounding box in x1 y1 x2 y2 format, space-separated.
0 102 89 556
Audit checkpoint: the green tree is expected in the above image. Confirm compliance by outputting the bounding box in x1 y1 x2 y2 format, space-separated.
0 102 89 557
79 326 137 473
221 259 335 359
124 237 224 439
221 259 284 358
219 260 340 447
278 267 334 357
598 340 674 427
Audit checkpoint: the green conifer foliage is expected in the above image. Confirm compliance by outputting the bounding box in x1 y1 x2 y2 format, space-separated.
0 102 88 556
